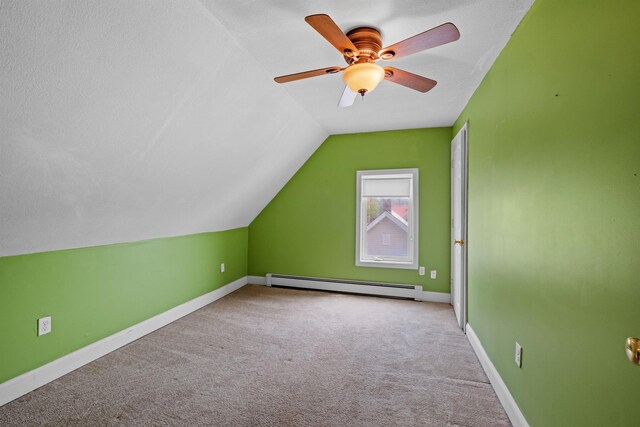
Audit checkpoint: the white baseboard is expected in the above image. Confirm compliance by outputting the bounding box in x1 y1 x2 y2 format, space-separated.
422 290 451 304
466 323 529 427
0 276 248 407
247 275 266 285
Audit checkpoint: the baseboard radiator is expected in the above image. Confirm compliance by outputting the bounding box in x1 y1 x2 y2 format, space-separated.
266 273 423 301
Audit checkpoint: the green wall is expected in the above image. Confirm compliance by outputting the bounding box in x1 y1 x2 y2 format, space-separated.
249 128 451 293
453 0 640 425
0 228 248 384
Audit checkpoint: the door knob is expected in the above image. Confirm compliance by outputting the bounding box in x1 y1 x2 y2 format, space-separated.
454 239 465 245
627 337 640 365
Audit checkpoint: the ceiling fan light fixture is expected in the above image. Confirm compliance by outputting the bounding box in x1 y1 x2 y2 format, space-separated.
342 63 385 95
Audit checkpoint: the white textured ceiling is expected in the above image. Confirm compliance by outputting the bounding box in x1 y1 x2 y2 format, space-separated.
0 0 532 257
0 0 325 256
201 0 533 134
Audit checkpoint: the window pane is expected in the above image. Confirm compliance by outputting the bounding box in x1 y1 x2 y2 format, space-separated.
364 197 409 258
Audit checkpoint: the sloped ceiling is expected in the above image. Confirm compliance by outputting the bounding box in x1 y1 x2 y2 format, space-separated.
0 0 532 257
0 0 326 256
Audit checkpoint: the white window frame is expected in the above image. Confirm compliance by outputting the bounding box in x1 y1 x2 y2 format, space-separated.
355 168 419 270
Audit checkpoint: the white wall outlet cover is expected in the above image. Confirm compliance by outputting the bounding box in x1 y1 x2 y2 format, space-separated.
38 316 52 336
220 263 225 273
419 266 425 276
430 270 437 279
515 342 522 367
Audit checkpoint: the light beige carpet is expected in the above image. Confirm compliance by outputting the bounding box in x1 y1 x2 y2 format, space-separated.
0 285 510 426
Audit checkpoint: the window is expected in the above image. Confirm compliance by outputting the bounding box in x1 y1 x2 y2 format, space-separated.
356 169 418 269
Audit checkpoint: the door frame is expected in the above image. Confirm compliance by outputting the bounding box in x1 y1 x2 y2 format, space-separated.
451 123 469 332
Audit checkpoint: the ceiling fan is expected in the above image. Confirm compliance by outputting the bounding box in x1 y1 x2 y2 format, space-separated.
274 14 460 107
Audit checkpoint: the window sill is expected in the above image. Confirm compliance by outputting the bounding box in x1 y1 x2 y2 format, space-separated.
356 260 418 270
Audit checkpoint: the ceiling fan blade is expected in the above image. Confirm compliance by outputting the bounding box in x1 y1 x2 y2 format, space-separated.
305 14 359 58
384 67 437 93
379 23 460 60
274 66 342 84
338 85 357 108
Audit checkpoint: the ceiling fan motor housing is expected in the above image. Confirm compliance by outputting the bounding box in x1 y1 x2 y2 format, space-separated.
344 27 383 64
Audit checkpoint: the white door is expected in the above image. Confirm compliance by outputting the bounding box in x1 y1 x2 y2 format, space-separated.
451 124 468 331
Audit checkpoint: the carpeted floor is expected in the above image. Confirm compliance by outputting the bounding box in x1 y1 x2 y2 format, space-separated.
0 285 510 426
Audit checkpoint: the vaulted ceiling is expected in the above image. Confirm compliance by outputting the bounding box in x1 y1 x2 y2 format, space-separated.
0 0 532 256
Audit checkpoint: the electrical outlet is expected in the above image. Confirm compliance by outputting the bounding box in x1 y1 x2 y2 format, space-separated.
419 266 425 276
38 316 52 336
430 270 437 279
515 342 522 367
220 263 225 273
